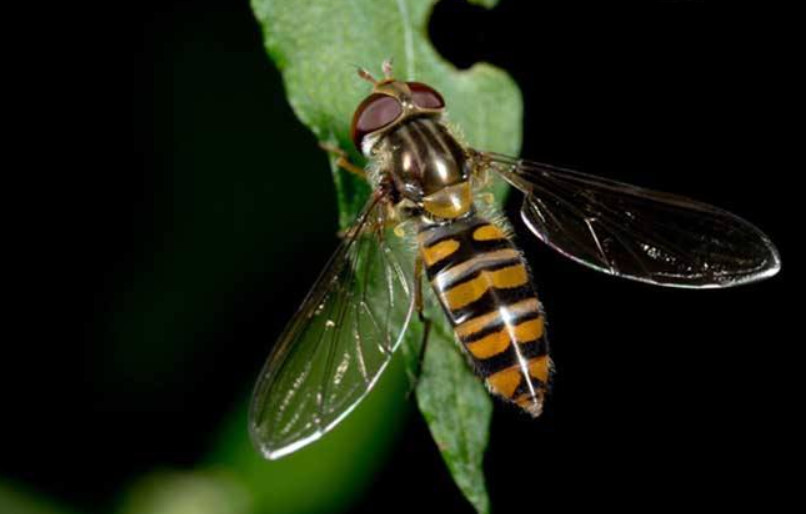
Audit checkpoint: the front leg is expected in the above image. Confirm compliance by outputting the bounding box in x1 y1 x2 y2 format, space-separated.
319 141 366 179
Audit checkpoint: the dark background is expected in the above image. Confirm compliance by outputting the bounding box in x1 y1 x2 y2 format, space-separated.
8 0 799 512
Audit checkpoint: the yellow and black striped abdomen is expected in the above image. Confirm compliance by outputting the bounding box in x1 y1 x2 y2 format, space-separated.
418 216 550 417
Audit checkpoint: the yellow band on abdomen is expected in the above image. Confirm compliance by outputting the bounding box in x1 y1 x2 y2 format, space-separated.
441 264 529 310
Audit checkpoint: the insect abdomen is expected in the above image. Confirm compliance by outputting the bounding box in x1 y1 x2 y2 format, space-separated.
418 216 550 416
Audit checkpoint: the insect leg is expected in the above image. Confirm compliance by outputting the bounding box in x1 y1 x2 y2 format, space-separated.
319 142 366 178
406 254 431 395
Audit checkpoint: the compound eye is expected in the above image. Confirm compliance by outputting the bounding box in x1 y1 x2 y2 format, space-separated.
351 94 402 148
408 82 445 109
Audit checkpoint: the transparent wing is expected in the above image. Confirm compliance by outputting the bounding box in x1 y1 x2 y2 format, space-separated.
477 151 780 288
249 195 416 459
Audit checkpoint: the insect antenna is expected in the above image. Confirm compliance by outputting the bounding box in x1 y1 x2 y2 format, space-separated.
357 67 378 85
382 58 394 79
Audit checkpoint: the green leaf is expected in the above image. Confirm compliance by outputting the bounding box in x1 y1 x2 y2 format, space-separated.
410 318 494 514
250 0 523 512
251 0 521 227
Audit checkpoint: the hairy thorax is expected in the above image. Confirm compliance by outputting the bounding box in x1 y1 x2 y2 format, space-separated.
378 116 473 220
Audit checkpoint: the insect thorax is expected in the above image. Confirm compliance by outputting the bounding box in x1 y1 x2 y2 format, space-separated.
374 116 473 220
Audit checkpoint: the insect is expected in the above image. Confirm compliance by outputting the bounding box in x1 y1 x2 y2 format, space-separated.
249 60 780 459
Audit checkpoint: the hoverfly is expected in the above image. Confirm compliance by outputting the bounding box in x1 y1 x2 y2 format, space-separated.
249 60 780 460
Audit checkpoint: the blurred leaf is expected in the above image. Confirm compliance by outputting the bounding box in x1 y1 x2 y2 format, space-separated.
0 481 75 514
467 0 498 7
119 356 412 514
118 470 251 514
250 0 522 512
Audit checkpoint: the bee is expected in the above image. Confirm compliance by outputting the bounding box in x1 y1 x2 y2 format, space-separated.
249 60 780 460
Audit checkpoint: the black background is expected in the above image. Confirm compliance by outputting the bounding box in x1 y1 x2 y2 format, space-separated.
8 0 800 512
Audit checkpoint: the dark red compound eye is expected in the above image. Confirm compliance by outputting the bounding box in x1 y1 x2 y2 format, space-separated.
350 93 403 149
407 82 445 109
